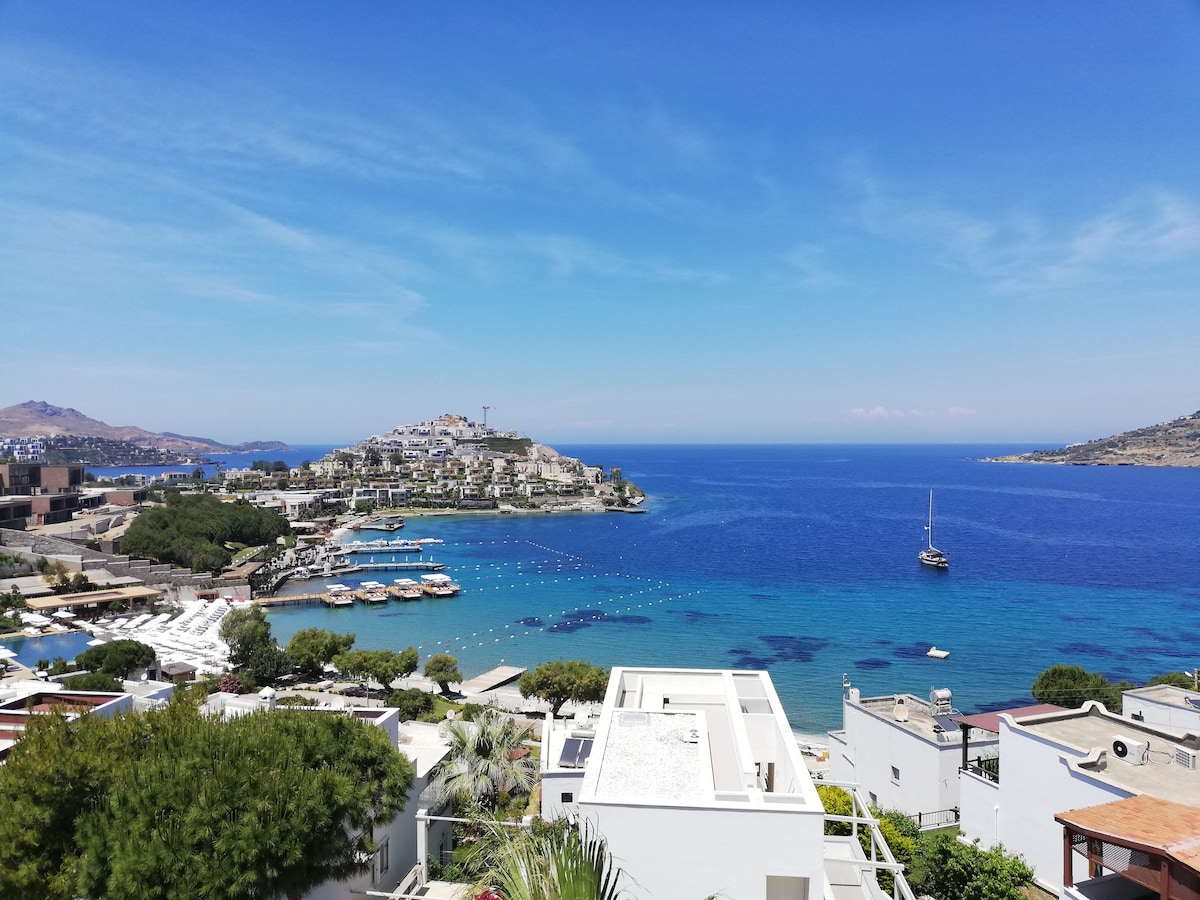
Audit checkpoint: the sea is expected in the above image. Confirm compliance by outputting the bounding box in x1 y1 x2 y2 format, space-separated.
47 444 1200 736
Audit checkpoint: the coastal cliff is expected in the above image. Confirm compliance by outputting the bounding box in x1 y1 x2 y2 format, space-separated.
989 411 1200 467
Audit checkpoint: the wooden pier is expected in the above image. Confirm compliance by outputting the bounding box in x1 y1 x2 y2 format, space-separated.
458 665 527 695
255 593 351 608
358 561 445 572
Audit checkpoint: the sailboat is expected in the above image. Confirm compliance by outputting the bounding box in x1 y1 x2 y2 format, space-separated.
919 490 949 569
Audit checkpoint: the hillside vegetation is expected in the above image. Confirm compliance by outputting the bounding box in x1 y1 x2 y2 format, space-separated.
990 411 1200 467
120 493 291 573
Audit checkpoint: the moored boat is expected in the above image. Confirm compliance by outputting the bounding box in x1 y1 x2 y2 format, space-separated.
919 490 950 569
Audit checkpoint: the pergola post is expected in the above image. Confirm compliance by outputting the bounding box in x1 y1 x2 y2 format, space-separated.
1162 857 1170 900
1063 827 1074 889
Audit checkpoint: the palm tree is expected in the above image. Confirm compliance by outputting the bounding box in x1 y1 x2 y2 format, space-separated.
471 819 629 900
431 710 538 808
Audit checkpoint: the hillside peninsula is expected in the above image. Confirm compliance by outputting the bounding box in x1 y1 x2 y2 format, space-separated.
988 411 1200 467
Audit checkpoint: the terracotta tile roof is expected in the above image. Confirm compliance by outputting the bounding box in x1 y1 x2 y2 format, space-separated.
953 704 1065 734
1055 794 1200 872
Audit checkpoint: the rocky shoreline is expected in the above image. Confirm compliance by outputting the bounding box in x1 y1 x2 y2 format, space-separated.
986 410 1200 468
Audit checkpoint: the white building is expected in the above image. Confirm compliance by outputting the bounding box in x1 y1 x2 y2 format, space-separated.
538 667 909 900
829 686 1006 826
1122 683 1200 733
959 701 1200 896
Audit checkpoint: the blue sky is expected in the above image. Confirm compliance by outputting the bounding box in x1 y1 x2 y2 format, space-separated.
2 3 1198 445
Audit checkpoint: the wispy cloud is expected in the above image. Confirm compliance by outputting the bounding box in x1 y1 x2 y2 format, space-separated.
846 161 1200 296
780 244 841 291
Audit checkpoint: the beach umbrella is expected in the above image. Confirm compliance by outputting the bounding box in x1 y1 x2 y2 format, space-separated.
52 610 76 620
86 638 106 647
0 648 17 659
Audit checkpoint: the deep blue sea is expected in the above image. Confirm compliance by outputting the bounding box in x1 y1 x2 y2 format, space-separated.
249 444 1200 735
85 444 343 481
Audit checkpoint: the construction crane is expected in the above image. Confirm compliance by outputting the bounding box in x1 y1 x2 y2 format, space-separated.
482 405 493 427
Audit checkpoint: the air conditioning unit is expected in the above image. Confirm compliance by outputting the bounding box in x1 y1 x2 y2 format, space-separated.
1175 745 1199 770
1111 736 1148 765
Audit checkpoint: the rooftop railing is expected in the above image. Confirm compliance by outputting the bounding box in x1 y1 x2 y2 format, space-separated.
822 779 919 900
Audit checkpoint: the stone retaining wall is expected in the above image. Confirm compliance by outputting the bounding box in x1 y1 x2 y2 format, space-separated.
0 531 239 590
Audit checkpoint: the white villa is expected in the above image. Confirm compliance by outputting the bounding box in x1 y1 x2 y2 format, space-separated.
1122 682 1200 733
832 679 1200 898
532 666 912 900
960 700 1200 897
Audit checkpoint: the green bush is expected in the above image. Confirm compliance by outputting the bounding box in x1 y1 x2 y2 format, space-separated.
385 688 435 722
910 832 1033 900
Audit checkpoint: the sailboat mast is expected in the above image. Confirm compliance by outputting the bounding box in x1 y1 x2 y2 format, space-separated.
927 490 934 549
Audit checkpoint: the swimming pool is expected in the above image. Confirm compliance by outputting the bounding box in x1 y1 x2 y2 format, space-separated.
3 632 97 668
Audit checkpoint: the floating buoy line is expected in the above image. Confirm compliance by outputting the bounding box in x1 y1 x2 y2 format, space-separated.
410 538 703 655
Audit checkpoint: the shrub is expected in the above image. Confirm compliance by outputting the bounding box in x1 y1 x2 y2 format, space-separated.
385 688 435 722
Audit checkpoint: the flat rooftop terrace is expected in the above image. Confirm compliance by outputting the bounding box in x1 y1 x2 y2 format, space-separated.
1017 706 1200 806
855 694 984 744
1126 684 1200 711
584 668 818 809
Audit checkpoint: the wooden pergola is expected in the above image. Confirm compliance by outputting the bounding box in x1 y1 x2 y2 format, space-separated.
1056 794 1200 900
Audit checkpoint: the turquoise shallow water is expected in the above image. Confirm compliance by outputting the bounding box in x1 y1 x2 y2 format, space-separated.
239 445 1198 733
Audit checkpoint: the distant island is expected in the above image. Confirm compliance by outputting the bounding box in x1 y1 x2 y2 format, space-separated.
988 410 1200 467
0 401 289 465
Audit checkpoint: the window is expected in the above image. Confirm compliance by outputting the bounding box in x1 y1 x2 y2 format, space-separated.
561 792 574 803
891 766 901 784
869 791 878 807
377 836 389 877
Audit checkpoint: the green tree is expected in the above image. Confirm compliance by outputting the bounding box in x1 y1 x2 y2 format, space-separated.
1145 671 1197 689
332 647 419 693
41 559 77 594
430 709 537 808
518 659 609 717
384 687 435 721
286 628 356 680
424 652 463 694
0 698 415 900
64 672 124 692
219 606 274 669
1031 663 1127 711
75 640 156 680
910 833 1033 900
243 642 293 686
68 572 94 593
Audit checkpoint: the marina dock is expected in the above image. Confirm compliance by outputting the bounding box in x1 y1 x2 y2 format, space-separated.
359 561 445 572
255 593 350 608
458 664 527 695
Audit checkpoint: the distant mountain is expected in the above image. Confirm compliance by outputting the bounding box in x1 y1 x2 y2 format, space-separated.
989 411 1200 467
0 401 289 454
